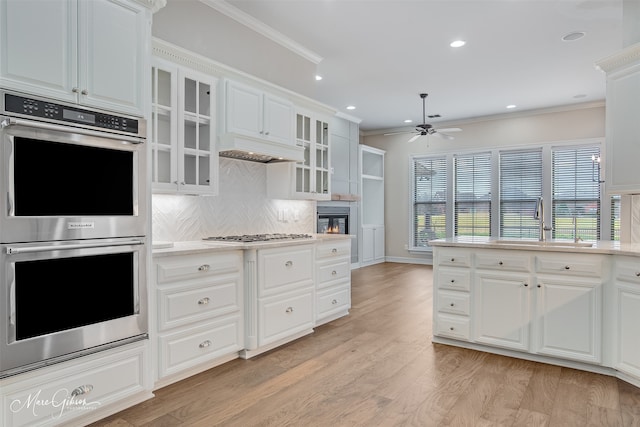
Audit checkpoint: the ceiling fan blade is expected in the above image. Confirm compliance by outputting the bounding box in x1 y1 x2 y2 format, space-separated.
435 132 455 140
407 134 421 143
434 127 462 133
383 131 414 136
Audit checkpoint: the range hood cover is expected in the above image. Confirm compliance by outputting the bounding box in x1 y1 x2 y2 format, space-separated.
218 133 304 163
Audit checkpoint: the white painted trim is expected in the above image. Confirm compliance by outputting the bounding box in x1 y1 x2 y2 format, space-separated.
385 256 433 265
198 0 323 64
335 111 363 124
595 42 640 73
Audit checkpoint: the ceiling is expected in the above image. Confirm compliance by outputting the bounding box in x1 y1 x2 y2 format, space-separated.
223 0 623 133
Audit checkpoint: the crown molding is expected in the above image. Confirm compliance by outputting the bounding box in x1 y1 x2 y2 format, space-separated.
198 0 323 65
133 0 167 13
595 42 640 73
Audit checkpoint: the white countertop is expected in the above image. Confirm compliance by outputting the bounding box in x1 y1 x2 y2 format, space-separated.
429 236 640 257
152 234 354 257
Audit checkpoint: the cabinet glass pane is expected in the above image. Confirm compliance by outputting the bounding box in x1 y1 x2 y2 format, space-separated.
184 154 196 185
316 120 329 146
199 83 211 116
304 116 311 141
184 122 197 150
157 114 171 146
316 147 328 168
184 78 197 114
362 151 384 177
157 69 172 108
303 168 310 192
199 123 210 151
199 156 210 186
296 114 303 139
316 170 328 194
156 149 171 184
303 144 310 166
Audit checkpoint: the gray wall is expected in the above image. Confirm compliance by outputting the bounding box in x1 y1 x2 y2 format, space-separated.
152 0 317 97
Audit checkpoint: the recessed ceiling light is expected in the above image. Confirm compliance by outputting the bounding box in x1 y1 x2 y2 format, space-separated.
346 105 356 110
573 94 587 99
562 31 586 42
450 40 466 48
404 119 413 123
506 104 517 109
315 75 323 81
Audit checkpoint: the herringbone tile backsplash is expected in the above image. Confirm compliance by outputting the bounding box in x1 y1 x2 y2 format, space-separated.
152 158 315 242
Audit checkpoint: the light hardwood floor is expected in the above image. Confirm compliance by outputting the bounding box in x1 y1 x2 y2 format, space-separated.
91 263 640 427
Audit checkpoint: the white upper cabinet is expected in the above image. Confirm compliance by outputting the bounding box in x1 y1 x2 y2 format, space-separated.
597 43 640 194
0 0 150 116
222 79 294 145
151 58 217 195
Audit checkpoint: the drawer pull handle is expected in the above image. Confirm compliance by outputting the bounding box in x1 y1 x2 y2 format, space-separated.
450 303 455 307
499 261 503 266
70 384 93 398
199 340 212 348
332 299 338 305
449 327 455 331
331 270 337 276
285 306 294 313
331 248 338 254
198 264 210 272
564 265 570 270
285 261 293 267
450 258 455 262
450 279 455 283
198 297 210 305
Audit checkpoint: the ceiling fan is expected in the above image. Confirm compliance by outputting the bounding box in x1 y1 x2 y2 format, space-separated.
384 93 462 142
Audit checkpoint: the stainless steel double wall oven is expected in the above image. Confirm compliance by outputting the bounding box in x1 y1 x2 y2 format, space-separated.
0 90 148 377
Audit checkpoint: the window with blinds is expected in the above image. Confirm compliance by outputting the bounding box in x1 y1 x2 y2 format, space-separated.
611 195 620 241
551 146 600 241
499 149 542 238
412 156 447 247
454 153 491 236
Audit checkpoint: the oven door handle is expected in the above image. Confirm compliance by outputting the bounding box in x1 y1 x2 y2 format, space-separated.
6 239 144 255
0 116 144 144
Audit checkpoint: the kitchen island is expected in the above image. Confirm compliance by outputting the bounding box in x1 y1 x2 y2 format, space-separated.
430 237 640 389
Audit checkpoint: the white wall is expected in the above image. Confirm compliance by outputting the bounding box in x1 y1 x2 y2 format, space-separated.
362 104 606 263
152 158 315 242
152 0 317 97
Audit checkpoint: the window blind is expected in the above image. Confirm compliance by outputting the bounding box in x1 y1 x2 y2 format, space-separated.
413 156 447 247
611 195 620 241
499 149 542 238
551 146 600 241
454 152 491 236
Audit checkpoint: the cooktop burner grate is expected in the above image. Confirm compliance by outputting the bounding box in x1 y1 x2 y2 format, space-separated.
203 233 313 243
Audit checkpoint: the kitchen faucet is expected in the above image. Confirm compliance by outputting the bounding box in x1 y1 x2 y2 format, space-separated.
534 197 552 241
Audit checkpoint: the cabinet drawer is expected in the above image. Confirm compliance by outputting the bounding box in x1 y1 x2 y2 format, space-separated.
436 290 470 316
437 248 471 268
615 257 640 284
436 267 471 292
316 240 351 259
158 316 241 378
2 344 146 427
259 291 314 346
317 260 350 288
158 277 241 331
536 254 606 277
156 251 242 284
476 251 531 272
317 286 351 319
435 314 470 340
259 246 313 296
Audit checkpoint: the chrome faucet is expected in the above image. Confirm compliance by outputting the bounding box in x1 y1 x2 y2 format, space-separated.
534 197 552 241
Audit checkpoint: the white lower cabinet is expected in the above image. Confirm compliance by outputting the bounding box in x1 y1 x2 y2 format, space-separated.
153 250 243 386
315 240 351 325
0 342 150 427
243 244 315 357
433 248 472 340
613 256 640 379
361 225 384 266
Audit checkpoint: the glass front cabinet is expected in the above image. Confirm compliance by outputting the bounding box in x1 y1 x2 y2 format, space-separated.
293 110 331 199
151 58 218 195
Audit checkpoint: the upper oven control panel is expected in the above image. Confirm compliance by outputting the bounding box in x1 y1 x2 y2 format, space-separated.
2 92 141 136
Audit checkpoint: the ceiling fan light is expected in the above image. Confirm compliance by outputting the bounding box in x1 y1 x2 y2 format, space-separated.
404 119 412 123
450 40 466 48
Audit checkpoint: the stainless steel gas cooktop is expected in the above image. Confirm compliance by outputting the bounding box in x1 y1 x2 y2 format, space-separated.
203 233 313 243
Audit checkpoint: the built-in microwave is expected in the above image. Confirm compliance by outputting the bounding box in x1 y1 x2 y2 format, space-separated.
0 90 146 243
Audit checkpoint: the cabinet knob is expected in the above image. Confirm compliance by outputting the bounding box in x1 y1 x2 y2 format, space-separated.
450 279 455 283
331 270 337 276
524 283 528 287
450 303 455 307
81 89 88 95
450 258 455 262
259 131 264 134
198 297 210 305
285 306 294 313
332 299 338 305
199 340 212 349
265 131 270 135
449 327 455 331
72 87 79 93
285 261 293 267
198 264 210 272
537 284 541 288
331 248 338 254
564 265 571 270
70 384 93 398
498 261 503 266
635 272 640 277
